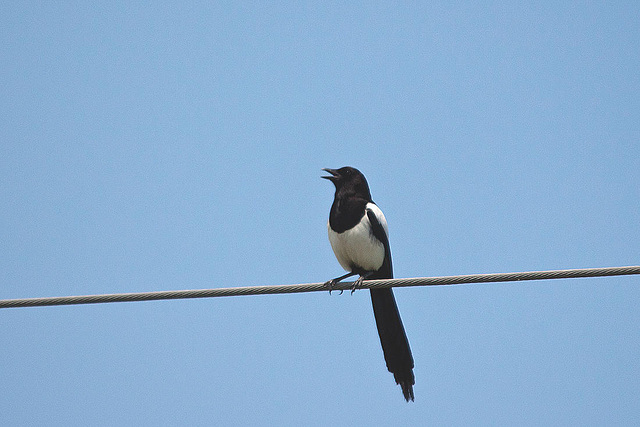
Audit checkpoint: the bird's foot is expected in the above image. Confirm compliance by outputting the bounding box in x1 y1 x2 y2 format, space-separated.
351 276 365 294
324 272 357 295
324 279 344 295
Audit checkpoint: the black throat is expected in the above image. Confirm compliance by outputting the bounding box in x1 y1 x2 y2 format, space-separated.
328 193 370 233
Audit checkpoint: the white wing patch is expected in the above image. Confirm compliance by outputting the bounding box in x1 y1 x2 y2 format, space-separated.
365 202 389 239
327 202 388 273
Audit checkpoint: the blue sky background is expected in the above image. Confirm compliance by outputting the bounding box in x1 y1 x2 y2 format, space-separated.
1 2 639 425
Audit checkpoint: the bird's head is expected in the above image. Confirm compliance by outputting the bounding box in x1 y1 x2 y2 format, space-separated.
322 166 372 199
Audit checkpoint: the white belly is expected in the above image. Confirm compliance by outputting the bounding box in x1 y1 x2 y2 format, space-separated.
327 213 385 273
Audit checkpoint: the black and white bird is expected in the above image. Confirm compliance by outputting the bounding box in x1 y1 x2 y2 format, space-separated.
322 166 415 402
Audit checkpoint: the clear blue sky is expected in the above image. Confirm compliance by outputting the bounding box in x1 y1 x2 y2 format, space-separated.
1 2 639 425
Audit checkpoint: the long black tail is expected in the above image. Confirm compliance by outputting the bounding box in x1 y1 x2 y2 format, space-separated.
369 288 415 401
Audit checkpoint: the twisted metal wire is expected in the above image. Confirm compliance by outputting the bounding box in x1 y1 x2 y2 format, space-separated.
1 265 638 309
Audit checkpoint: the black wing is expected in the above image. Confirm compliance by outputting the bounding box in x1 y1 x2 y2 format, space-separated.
366 207 393 279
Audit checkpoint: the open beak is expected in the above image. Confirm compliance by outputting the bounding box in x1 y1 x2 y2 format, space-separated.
321 168 340 182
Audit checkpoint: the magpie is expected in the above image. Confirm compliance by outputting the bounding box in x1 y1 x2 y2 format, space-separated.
322 166 415 402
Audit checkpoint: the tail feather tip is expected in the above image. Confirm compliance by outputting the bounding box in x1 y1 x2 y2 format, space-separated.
401 382 415 402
